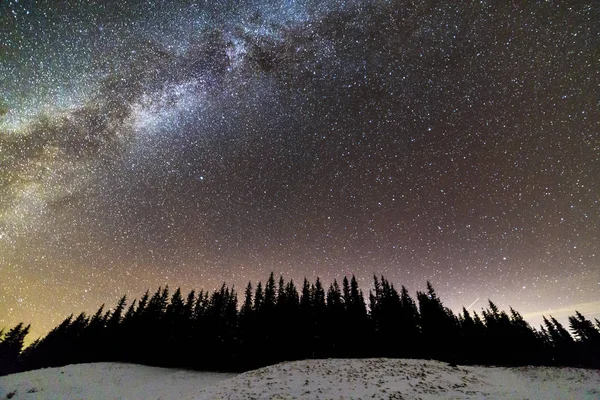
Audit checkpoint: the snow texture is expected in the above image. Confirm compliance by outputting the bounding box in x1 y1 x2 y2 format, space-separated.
0 362 234 400
1 358 599 399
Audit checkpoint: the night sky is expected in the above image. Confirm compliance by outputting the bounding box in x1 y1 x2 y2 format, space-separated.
1 0 598 341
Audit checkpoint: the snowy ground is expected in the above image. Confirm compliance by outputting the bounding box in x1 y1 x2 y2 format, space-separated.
0 363 235 400
1 358 599 399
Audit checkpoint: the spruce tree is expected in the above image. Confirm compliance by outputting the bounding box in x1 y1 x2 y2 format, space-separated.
350 276 366 316
298 278 313 359
312 278 327 357
263 273 277 313
123 300 137 323
81 304 107 362
241 282 253 317
568 311 600 368
551 317 574 345
108 296 127 329
106 296 127 361
543 316 575 365
569 311 600 344
285 279 299 308
0 323 30 375
300 278 312 311
194 290 209 320
342 276 351 306
325 280 344 356
417 282 457 361
183 290 196 322
136 290 150 316
238 282 255 368
253 282 264 313
346 275 370 356
189 290 208 366
313 278 326 311
277 275 286 308
398 285 421 357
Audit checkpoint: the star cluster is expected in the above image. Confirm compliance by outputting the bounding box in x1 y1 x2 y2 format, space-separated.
1 0 598 340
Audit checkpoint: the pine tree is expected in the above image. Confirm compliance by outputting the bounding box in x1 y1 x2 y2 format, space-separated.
224 287 238 344
183 290 196 322
66 312 89 363
568 311 600 368
508 307 544 365
194 290 209 320
123 300 137 323
543 316 561 344
18 338 40 371
569 311 600 344
369 276 404 357
277 275 286 308
538 324 552 348
543 315 575 365
326 280 343 309
300 278 311 311
350 276 367 316
138 287 169 364
163 288 186 365
238 281 255 368
81 304 107 362
344 275 370 357
398 285 421 357
298 278 313 359
189 290 208 366
313 278 326 312
263 273 277 313
0 323 30 375
417 281 457 361
325 279 344 356
241 282 253 317
105 296 127 361
23 314 72 370
108 295 127 330
312 277 327 358
254 282 264 313
285 280 299 308
551 317 573 345
166 288 185 318
146 286 169 318
342 276 351 306
203 284 238 369
136 290 150 316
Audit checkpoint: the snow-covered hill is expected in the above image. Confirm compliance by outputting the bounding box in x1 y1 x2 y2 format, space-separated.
1 358 599 399
0 363 235 400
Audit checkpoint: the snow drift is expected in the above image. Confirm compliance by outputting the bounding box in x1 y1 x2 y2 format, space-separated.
1 358 599 399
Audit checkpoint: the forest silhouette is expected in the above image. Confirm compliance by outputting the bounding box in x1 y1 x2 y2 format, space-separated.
1 273 599 376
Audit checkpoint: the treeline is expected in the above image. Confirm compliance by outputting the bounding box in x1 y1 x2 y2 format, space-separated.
1 274 599 376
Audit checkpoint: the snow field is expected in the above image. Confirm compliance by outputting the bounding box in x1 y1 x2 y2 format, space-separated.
1 358 599 399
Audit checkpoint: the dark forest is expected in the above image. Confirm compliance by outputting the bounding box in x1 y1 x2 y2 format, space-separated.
1 274 599 376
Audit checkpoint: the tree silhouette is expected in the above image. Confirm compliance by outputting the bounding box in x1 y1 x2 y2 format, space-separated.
6 274 600 376
568 311 600 368
0 323 30 375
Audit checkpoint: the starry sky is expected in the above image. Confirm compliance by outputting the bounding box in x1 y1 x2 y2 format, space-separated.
1 0 599 341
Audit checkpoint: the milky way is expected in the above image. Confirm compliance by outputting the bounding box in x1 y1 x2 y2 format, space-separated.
1 0 599 340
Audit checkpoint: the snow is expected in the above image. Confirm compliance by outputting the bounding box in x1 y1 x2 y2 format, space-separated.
1 358 599 399
0 363 235 400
